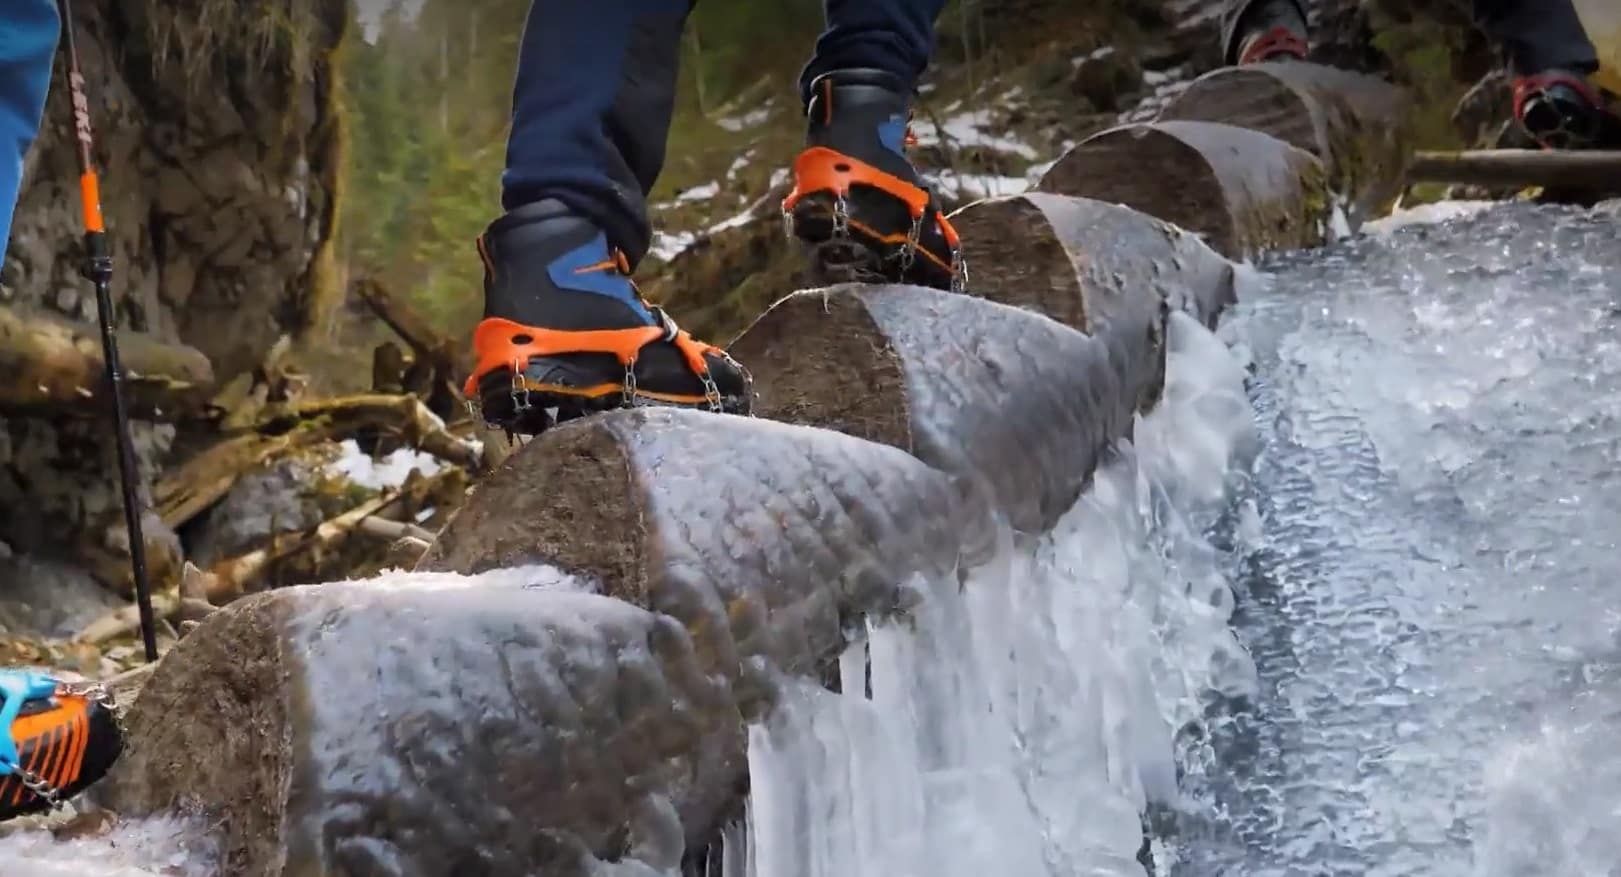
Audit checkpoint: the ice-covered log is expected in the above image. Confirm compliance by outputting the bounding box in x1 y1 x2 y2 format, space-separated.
948 192 1238 330
1156 61 1412 228
1035 119 1329 258
102 578 739 876
105 407 976 875
729 282 1142 534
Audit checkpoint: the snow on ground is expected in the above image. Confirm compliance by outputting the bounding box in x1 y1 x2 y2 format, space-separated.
910 108 1039 161
324 439 443 490
726 150 757 181
677 181 721 203
649 231 699 262
934 170 1032 201
717 104 773 133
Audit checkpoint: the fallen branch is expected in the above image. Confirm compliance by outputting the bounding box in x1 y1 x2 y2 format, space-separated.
0 303 214 418
249 393 482 470
73 594 216 646
357 516 435 544
1406 149 1621 191
157 393 480 533
353 277 466 417
385 536 432 569
204 466 461 600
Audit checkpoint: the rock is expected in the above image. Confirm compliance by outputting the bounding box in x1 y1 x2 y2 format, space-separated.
183 457 332 567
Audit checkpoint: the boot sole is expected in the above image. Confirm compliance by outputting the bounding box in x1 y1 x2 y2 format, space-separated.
475 362 748 437
789 194 955 288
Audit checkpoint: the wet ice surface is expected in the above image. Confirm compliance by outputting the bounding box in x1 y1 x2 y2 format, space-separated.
0 816 217 876
6 202 1617 876
728 312 1260 877
1173 201 1621 876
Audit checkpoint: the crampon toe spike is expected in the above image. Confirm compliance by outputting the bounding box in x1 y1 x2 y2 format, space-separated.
782 148 961 290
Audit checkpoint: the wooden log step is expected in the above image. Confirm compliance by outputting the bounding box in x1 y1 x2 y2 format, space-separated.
1157 61 1413 228
1034 120 1330 259
949 192 1237 331
107 408 978 875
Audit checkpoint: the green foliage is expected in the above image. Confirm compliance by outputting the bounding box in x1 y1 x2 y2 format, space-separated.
338 0 526 332
337 0 827 335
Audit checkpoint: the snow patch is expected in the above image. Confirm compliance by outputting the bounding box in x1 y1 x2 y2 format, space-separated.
324 439 443 490
716 105 773 133
935 170 1031 201
910 109 1039 160
726 150 756 181
677 181 721 203
649 231 699 262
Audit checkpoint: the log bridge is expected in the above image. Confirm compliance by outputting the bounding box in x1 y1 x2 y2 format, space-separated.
96 62 1416 875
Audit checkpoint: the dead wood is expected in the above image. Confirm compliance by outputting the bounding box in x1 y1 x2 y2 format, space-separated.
0 303 214 418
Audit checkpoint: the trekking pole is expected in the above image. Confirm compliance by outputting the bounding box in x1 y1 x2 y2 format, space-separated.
56 0 159 663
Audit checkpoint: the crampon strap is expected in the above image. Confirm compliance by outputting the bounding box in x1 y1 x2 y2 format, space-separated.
463 311 726 398
0 670 58 775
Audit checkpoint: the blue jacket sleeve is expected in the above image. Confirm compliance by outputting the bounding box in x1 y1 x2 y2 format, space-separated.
0 0 61 255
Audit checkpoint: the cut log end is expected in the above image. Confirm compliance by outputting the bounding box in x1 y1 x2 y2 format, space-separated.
416 420 646 592
726 289 912 449
949 197 1091 331
1038 120 1329 259
1037 125 1237 255
951 192 1237 333
1159 66 1321 156
1157 62 1412 225
98 593 294 871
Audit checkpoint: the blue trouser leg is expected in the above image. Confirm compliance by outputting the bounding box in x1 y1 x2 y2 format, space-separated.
0 0 60 255
500 0 946 266
501 0 692 267
799 0 949 103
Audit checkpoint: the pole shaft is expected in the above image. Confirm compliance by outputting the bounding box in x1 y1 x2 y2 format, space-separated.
57 0 159 663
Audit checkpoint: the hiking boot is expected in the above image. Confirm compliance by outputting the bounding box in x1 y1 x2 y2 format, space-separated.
783 68 965 292
465 200 752 435
1513 70 1621 150
0 670 122 821
1227 0 1309 65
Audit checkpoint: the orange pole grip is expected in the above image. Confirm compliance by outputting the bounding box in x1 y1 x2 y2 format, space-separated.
79 171 104 233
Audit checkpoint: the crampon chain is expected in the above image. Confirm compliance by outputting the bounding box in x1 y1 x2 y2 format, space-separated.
787 192 968 294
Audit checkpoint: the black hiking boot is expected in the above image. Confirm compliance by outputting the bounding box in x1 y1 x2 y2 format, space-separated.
465 199 752 436
0 670 122 821
1513 70 1621 150
1226 0 1309 65
782 68 966 292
